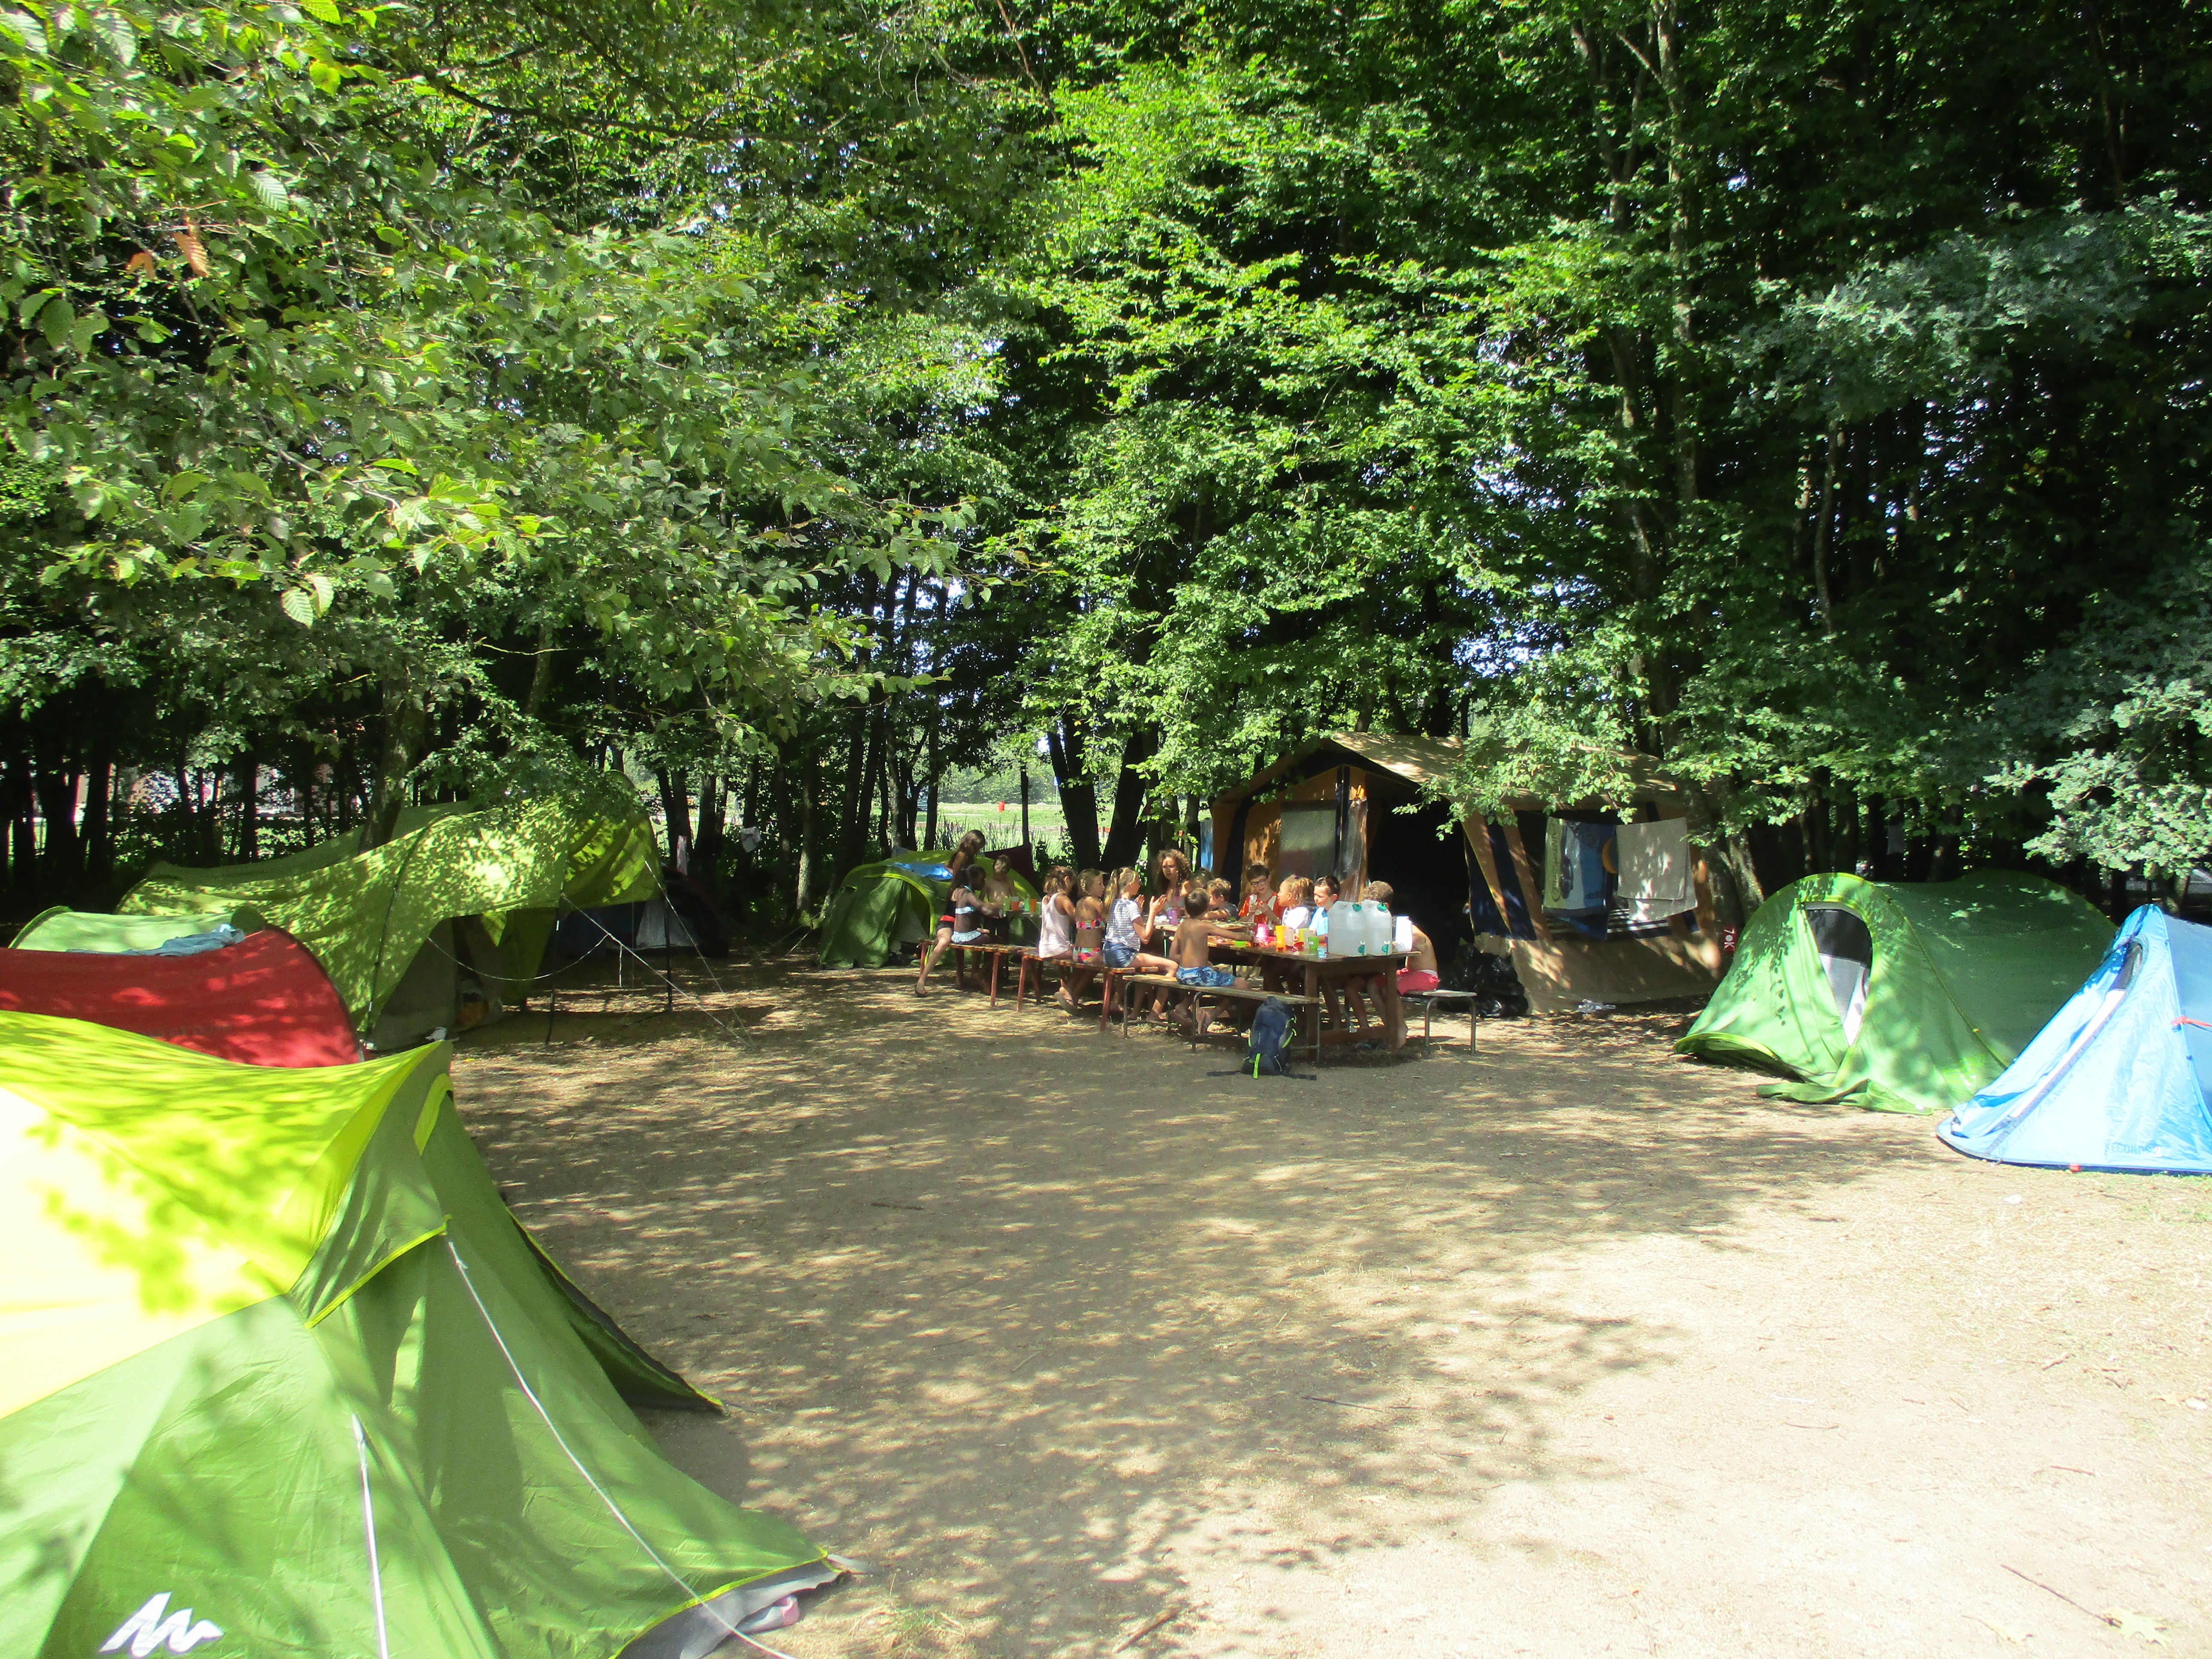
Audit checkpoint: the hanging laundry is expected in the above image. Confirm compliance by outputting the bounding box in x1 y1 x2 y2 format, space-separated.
1544 819 1614 915
1616 818 1696 924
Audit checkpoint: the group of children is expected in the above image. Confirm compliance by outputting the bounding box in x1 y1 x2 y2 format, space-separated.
916 837 1442 1036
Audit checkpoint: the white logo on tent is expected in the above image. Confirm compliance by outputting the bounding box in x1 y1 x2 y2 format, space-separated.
99 1594 222 1656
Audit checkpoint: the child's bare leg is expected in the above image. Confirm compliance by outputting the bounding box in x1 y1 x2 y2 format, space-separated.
916 928 951 992
1346 981 1373 1029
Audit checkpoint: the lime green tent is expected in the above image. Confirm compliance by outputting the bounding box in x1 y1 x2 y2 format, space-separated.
12 907 264 951
117 792 661 1036
0 1013 832 1657
1676 870 2114 1113
817 863 939 968
816 857 1041 969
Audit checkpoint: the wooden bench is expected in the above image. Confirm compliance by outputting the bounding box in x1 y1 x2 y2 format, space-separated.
941 941 1027 1006
1012 949 1103 1011
1401 987 1480 1051
1114 973 1322 1064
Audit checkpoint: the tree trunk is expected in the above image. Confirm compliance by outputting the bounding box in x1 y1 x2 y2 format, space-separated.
923 720 940 852
233 749 260 861
1100 726 1159 870
795 744 820 915
364 675 430 849
34 747 81 884
834 706 870 874
522 618 557 719
82 744 113 889
655 766 693 866
1046 720 1101 870
8 747 40 890
695 772 726 888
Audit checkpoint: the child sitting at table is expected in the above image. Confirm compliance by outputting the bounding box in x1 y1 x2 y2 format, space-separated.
1335 881 1437 1030
1105 868 1155 970
1276 875 1316 933
980 851 1022 936
1167 890 1246 1033
1367 880 1440 993
1035 865 1079 1009
1239 862 1276 923
1063 869 1107 1009
1206 876 1236 916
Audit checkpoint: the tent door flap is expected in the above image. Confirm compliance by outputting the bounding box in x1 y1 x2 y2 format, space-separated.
1802 905 1874 1044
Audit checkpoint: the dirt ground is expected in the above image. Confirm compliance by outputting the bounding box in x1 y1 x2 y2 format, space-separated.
452 962 2212 1659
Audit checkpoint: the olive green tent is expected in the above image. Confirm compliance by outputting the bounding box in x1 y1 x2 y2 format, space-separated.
1676 870 2114 1113
0 1012 832 1658
816 857 1041 969
117 792 661 1041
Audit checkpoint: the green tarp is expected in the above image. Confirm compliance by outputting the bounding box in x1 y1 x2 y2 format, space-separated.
12 906 264 951
0 1012 830 1657
1676 870 2115 1114
117 793 661 1029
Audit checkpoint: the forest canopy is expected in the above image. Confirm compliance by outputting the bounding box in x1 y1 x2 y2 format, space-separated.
2 0 2207 923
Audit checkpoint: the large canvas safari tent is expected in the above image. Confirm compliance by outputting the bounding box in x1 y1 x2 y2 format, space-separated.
1209 735 1726 1013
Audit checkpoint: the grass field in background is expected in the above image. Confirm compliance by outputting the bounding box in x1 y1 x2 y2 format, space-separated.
924 800 1073 855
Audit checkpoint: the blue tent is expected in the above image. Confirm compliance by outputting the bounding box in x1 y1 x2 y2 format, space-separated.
1937 906 2212 1174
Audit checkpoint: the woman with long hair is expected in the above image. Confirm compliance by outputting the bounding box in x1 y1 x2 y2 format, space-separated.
915 830 990 994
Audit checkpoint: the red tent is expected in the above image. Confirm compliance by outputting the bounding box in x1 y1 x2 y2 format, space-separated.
0 928 360 1066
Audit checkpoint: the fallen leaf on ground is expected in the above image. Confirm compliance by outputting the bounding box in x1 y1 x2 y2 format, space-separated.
2106 1610 2167 1645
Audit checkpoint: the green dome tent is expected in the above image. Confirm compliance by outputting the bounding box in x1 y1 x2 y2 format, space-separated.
117 792 662 1045
1675 871 2114 1114
0 1013 833 1657
814 857 1041 969
815 863 940 968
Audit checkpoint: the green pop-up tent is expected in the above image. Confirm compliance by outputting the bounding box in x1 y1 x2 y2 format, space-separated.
816 855 1041 969
0 1012 833 1657
117 791 662 1042
1676 870 2114 1113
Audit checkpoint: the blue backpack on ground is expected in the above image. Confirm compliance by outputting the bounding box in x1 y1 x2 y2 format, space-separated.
1246 997 1294 1076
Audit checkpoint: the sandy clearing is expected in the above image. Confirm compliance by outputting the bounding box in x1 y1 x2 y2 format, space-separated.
453 963 2212 1659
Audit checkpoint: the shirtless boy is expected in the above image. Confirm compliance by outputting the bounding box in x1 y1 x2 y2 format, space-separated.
1167 890 1249 1033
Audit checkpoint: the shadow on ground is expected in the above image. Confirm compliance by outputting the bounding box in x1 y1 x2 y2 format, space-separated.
452 963 1917 1657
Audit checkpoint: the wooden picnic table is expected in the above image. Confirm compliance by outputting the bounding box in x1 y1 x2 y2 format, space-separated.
1212 942 1413 1052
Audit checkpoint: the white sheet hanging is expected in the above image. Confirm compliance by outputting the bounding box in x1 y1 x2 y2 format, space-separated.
1615 819 1695 924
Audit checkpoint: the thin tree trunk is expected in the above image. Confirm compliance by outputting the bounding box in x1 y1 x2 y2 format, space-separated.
82 744 113 888
1811 422 1842 626
795 745 819 914
365 674 430 849
233 749 259 861
922 720 939 851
